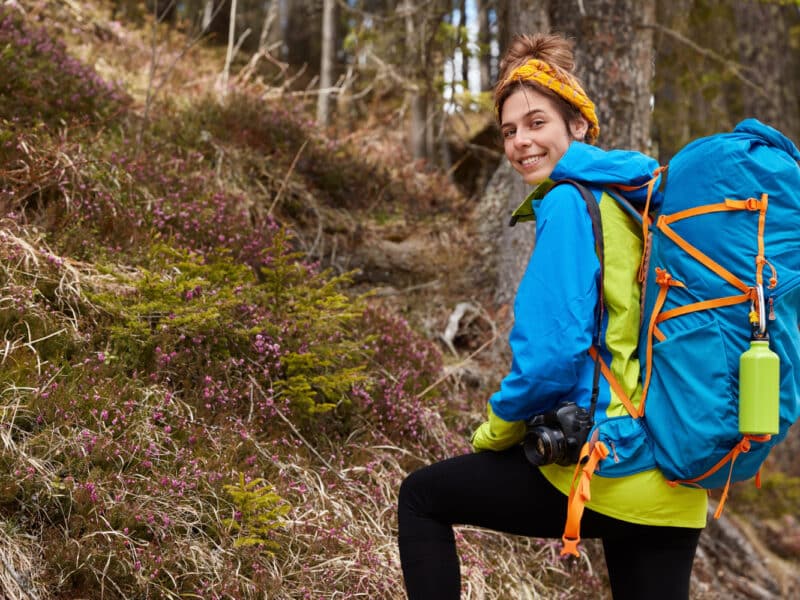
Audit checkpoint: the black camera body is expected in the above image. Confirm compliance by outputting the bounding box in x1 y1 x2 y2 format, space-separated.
523 402 593 466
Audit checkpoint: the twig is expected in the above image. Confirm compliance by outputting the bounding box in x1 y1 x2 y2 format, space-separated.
218 0 240 101
416 330 500 399
268 140 308 216
373 279 441 296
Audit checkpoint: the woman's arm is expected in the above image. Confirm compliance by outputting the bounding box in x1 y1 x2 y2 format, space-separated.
489 183 600 423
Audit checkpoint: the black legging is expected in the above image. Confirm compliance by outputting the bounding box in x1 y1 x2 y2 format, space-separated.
398 446 702 600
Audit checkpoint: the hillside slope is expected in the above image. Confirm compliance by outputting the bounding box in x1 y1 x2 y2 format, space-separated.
0 1 606 598
0 2 797 599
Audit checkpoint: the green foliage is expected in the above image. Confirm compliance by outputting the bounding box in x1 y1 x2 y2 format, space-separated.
90 238 370 421
223 473 290 550
92 244 255 359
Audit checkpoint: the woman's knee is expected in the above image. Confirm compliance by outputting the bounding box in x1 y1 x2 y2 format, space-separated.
398 466 432 516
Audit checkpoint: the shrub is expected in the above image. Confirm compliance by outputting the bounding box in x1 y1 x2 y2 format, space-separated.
223 473 290 550
0 8 129 128
89 237 371 426
0 6 497 597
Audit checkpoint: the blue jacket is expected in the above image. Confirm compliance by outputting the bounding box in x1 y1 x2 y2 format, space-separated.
489 142 661 430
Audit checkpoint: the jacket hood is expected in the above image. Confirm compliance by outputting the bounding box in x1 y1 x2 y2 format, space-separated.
550 141 663 210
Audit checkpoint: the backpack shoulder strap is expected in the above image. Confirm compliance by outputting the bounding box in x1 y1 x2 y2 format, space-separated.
550 179 605 418
551 180 605 275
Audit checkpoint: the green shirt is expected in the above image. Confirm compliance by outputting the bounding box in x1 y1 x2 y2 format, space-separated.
540 463 708 528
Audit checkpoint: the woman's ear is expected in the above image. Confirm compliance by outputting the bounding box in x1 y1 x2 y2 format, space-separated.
570 117 589 142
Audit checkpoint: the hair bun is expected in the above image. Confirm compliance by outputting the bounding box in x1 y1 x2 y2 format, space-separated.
498 33 576 82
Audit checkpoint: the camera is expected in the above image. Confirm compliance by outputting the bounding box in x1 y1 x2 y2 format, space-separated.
523 402 592 466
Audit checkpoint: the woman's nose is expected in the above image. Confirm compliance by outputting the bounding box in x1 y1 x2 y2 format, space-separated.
514 130 532 148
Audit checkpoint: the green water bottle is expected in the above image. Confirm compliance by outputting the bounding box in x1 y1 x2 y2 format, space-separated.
738 337 780 435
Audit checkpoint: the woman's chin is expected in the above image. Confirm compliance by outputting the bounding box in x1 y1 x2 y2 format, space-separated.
524 173 549 185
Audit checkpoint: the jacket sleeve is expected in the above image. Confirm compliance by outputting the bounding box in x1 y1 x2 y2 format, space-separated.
489 184 600 422
471 402 527 451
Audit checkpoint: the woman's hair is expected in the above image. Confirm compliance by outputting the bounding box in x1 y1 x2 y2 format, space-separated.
494 33 585 132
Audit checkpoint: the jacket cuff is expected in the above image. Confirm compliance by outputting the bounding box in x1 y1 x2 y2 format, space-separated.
471 403 526 452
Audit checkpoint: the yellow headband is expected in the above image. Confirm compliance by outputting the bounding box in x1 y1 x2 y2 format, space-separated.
503 58 600 143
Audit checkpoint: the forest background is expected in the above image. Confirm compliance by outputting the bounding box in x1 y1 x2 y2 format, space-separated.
1 0 799 598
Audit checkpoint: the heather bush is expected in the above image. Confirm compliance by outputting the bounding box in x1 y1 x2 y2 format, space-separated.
0 8 129 128
0 224 468 598
87 239 371 427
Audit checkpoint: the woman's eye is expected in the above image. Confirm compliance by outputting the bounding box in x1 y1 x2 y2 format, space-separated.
503 129 516 139
531 119 545 128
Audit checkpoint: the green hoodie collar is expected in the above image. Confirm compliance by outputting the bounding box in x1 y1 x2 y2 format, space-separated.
508 180 555 226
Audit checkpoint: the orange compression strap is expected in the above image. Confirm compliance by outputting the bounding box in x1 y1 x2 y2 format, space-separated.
669 434 771 519
753 193 778 290
561 440 610 557
640 268 685 417
588 346 639 419
656 291 754 323
657 215 750 294
656 194 769 295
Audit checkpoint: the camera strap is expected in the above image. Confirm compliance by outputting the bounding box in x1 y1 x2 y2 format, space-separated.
551 180 605 422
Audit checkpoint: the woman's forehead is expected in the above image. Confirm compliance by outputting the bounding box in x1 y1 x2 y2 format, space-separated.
500 87 558 125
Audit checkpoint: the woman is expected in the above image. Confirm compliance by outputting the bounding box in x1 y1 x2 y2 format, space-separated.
397 33 707 600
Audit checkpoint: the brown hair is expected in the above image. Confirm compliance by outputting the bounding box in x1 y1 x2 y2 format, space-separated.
494 33 585 131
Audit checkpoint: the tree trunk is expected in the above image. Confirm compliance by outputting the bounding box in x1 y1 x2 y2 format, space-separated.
285 0 322 78
147 0 177 23
497 0 550 55
652 0 800 161
203 0 232 43
477 0 492 91
550 0 656 152
459 0 469 86
474 160 534 306
404 0 427 161
651 0 695 161
316 0 336 127
733 1 800 143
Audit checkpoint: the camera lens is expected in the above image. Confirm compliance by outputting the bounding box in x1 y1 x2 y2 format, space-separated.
523 427 565 466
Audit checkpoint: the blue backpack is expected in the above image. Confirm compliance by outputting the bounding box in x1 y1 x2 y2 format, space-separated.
555 120 800 556
635 119 800 503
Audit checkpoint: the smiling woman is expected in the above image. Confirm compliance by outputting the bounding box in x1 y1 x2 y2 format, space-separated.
397 32 708 600
494 37 595 185
499 91 587 185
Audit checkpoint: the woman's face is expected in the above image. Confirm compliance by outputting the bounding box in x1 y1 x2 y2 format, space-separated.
500 87 587 185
